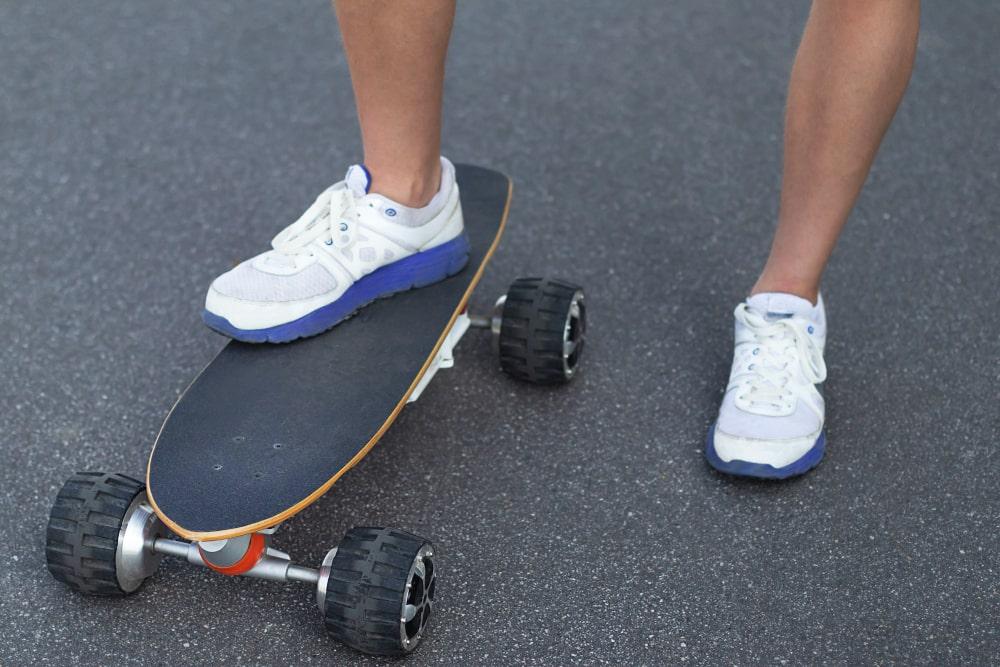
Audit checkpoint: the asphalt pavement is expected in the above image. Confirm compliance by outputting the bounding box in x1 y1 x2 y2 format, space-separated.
1 1 997 664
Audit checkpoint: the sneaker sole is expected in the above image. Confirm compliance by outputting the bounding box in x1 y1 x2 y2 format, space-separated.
704 422 826 480
202 233 471 344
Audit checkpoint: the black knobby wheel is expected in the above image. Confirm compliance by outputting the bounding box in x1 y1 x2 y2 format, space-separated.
497 277 586 384
323 527 436 656
46 472 146 595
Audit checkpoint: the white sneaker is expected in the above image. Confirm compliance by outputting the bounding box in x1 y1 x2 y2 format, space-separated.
203 157 468 343
706 292 828 479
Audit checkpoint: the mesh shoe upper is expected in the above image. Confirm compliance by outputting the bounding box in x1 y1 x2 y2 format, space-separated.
211 260 338 303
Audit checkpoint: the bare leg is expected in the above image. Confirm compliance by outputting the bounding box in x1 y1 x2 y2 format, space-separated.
752 0 920 303
334 0 455 207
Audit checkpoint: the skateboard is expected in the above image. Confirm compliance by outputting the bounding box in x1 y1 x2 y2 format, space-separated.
44 165 587 657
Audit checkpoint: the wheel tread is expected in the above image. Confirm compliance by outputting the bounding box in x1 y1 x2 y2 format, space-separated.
323 527 433 656
45 472 144 596
498 278 585 384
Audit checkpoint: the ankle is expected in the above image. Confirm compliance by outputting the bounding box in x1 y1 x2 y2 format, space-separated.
750 276 820 305
365 160 442 208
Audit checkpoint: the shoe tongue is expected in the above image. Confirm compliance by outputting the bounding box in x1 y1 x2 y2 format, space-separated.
345 164 372 198
746 292 815 321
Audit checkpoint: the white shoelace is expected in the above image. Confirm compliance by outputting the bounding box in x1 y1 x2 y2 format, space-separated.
732 304 827 415
270 186 361 257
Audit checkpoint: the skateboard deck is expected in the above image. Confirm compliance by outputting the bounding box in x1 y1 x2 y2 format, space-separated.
146 165 511 541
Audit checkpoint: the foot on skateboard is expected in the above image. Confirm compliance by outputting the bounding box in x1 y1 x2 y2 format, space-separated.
204 157 469 343
45 165 588 657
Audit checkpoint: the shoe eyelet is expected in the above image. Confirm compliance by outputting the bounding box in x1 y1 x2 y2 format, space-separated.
324 239 333 246
339 222 349 232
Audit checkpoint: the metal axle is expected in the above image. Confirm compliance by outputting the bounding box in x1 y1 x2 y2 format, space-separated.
467 294 506 336
152 538 320 585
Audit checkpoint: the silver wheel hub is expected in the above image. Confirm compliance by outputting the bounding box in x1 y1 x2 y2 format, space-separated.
315 547 339 611
490 294 507 355
115 493 165 592
400 545 435 650
561 291 586 379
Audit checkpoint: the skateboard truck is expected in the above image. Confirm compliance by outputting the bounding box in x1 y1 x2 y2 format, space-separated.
411 276 587 403
153 530 323 586
408 311 472 403
46 472 437 657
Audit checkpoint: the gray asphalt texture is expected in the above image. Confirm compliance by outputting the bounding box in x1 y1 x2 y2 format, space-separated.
2 1 998 665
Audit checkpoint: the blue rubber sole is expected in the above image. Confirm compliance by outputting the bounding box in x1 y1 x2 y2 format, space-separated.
203 233 471 343
705 422 826 480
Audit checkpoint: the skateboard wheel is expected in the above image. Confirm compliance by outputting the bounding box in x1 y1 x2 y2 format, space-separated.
497 277 586 384
45 472 165 595
321 527 436 656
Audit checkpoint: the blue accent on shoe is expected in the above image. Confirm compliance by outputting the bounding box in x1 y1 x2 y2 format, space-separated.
203 233 471 344
360 164 372 193
704 422 825 480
